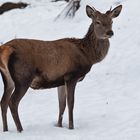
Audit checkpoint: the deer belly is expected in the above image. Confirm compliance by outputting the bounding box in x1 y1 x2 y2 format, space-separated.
30 76 64 89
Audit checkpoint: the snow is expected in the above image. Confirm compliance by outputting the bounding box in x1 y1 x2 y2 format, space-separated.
0 0 140 139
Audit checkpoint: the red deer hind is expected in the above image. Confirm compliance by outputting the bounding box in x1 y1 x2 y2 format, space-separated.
0 5 122 132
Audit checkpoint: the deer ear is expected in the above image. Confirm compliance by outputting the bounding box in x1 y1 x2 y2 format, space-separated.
110 5 122 18
86 5 96 18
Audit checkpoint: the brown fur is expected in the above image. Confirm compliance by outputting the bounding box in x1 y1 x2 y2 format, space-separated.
0 5 122 132
0 46 13 70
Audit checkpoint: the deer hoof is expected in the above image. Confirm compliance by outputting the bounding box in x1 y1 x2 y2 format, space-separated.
57 123 63 127
69 125 74 130
3 128 8 132
17 128 23 133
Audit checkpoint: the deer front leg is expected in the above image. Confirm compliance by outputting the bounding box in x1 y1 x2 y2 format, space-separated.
65 79 77 129
57 85 66 127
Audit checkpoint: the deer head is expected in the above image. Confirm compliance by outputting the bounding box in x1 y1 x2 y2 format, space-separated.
86 5 122 39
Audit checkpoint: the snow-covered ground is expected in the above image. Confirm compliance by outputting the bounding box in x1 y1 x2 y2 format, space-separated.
0 0 140 139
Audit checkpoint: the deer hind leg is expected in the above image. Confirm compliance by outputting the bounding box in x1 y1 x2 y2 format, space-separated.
57 85 66 127
9 83 29 132
0 71 14 132
65 79 77 129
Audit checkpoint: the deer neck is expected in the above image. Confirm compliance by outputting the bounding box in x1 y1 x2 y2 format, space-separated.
82 23 110 64
82 23 97 47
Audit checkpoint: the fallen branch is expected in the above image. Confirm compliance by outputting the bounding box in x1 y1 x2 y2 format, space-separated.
0 2 28 15
55 0 81 20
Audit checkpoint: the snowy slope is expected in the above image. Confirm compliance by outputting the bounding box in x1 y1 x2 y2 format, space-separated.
0 0 140 140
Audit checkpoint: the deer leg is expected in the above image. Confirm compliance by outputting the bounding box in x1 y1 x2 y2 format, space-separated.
66 80 77 129
0 72 14 132
57 85 66 127
9 84 29 132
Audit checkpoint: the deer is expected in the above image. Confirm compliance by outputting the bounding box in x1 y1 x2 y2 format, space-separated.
0 4 122 132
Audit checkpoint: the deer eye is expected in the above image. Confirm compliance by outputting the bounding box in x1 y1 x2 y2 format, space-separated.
96 20 101 25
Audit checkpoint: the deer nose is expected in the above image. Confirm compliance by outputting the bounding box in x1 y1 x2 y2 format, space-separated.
106 30 114 37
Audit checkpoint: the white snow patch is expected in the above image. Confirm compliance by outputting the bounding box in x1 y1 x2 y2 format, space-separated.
0 0 140 140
